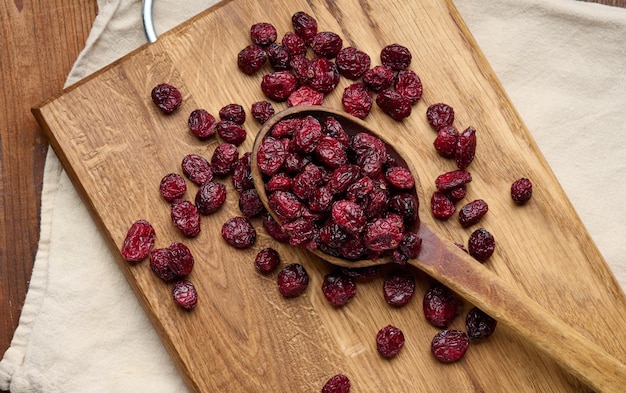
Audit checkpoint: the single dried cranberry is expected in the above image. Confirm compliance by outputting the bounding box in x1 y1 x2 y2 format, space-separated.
342 83 373 119
376 324 405 358
314 135 349 169
322 270 357 307
322 116 350 147
426 103 455 130
466 306 498 339
383 269 416 307
385 166 415 190
338 234 368 260
322 374 351 393
308 57 340 94
448 185 467 202
351 132 386 178
292 11 318 44
336 47 371 80
289 55 312 85
364 217 403 252
431 329 469 363
239 188 265 218
168 242 194 277
283 217 319 248
159 173 187 202
254 247 281 274
150 248 176 282
308 186 334 213
376 89 412 121
328 164 361 194
281 31 307 57
266 172 292 192
456 126 477 170
292 163 323 199
287 85 324 107
458 199 488 227
332 200 366 235
293 116 322 153
365 185 390 218
511 177 533 204
215 121 246 146
172 280 198 310
389 192 419 224
395 69 423 104
435 170 472 192
432 191 455 220
121 219 156 263
211 143 239 176
346 176 374 203
232 152 253 192
237 44 267 75
468 228 495 262
250 22 277 46
181 154 213 186
219 103 246 125
362 65 395 93
268 191 304 222
266 43 290 71
221 216 256 249
262 212 290 243
261 71 298 102
187 109 217 140
195 181 227 215
319 219 348 248
433 125 459 158
311 31 343 58
271 118 302 138
277 263 309 298
399 232 422 259
380 43 412 70
257 136 286 175
283 151 310 173
251 100 275 124
171 199 201 237
423 284 460 327
151 83 182 114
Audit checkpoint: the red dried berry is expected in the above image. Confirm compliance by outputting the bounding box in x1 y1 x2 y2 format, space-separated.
426 103 455 130
168 241 194 277
150 248 177 282
257 136 286 176
362 65 395 93
215 121 247 146
380 43 412 70
159 173 187 202
121 219 156 263
251 100 275 124
219 103 246 124
322 374 351 393
332 200 366 235
287 85 325 107
266 172 292 192
289 55 312 85
268 191 304 222
181 153 213 186
292 11 318 44
399 232 422 259
282 217 319 249
336 47 371 80
431 329 469 363
195 181 227 215
448 185 467 202
376 324 405 358
322 116 350 147
221 216 256 249
171 199 201 237
320 220 348 249
239 188 265 218
376 90 412 121
262 212 290 243
188 109 217 140
261 71 298 102
385 166 415 190
364 217 403 252
456 126 477 170
365 185 390 218
151 83 182 114
435 170 472 192
389 192 419 224
308 186 334 213
383 269 416 307
292 163 323 199
342 83 373 119
395 69 423 104
211 143 239 176
232 152 253 193
237 44 267 75
281 32 307 57
311 31 343 58
468 228 495 262
322 270 357 307
277 263 309 298
345 176 374 203
172 280 198 311
458 199 488 227
338 234 368 260
267 43 291 70
423 284 460 328
433 125 459 158
293 116 322 154
314 135 349 169
511 177 533 204
308 57 340 94
351 132 386 178
254 247 281 274
466 306 498 339
250 22 277 46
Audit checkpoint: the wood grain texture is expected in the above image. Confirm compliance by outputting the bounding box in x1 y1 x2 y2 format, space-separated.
31 0 626 392
2 0 625 392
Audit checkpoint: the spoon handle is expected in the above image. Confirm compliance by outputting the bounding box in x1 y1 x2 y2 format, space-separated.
415 224 626 392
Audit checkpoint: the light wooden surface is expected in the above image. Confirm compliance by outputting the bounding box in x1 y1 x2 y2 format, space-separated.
2 0 626 392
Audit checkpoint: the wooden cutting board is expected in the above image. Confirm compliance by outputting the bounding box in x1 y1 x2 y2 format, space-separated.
33 0 626 391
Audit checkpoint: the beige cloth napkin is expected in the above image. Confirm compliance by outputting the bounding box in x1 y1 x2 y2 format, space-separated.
1 0 625 391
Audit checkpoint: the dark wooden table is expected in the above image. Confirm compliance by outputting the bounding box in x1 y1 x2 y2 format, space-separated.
1 0 624 391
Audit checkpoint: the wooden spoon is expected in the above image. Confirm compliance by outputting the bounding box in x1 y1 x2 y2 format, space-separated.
250 105 626 392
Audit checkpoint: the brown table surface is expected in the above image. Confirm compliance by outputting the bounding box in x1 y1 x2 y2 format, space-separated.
1 0 624 391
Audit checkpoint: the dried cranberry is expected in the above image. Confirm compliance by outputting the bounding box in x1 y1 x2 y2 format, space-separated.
345 176 374 203
289 55 311 85
376 324 405 358
257 136 286 175
351 132 386 178
362 65 395 93
338 234 367 260
266 43 290 70
221 216 256 249
232 152 253 192
239 188 265 218
423 284 460 328
215 121 246 146
219 103 246 125
321 270 357 307
376 89 412 121
266 172 292 192
150 248 176 282
431 329 469 363
468 228 495 262
168 242 194 277
188 109 216 140
511 177 533 204
433 125 459 158
262 212 290 243
466 306 498 339
254 247 281 274
250 22 277 46
458 199 488 227
281 32 307 57
395 69 423 104
292 11 318 44
171 199 201 237
389 192 419 224
385 166 415 190
435 170 472 192
292 163 323 199
365 185 390 218
383 269 416 307
322 116 350 147
159 173 187 202
399 232 422 259
364 217 403 252
311 31 343 58
327 164 360 194
380 43 412 70
322 374 351 393
319 220 348 248
315 135 349 169
456 126 476 170
307 186 333 213
308 57 340 94
237 44 267 75
181 154 213 186
448 185 467 202
211 143 239 176
332 200 366 235
195 181 227 215
287 85 324 107
342 83 373 119
277 263 309 298
293 116 322 153
426 103 455 130
336 47 371 80
283 217 319 248
261 71 298 102
121 219 155 263
172 280 198 310
268 191 304 222
151 83 182 114
251 100 275 124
